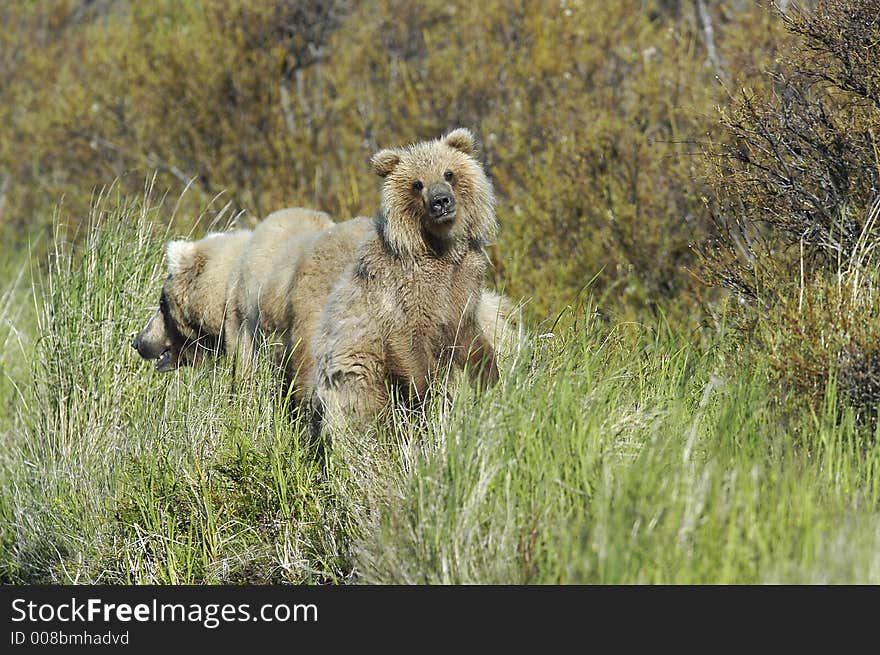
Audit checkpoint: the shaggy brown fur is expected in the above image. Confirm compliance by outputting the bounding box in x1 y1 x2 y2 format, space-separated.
133 207 331 372
224 207 333 375
133 195 518 432
310 128 500 434
224 215 519 401
133 228 252 371
271 216 377 393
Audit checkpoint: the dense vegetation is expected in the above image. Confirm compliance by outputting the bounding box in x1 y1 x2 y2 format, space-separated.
1 0 879 583
0 0 793 315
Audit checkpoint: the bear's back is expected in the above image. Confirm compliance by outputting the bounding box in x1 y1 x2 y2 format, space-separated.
285 216 376 392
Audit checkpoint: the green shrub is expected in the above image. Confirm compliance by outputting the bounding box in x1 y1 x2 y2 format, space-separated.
0 0 787 322
698 0 880 423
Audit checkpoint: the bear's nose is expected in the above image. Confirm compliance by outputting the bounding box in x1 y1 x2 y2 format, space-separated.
131 336 141 352
430 192 454 216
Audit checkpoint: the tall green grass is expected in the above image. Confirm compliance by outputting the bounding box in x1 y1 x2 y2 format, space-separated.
1 194 878 584
0 188 355 583
357 320 880 583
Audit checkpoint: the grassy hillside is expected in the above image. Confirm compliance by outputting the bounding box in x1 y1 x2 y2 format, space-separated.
1 192 877 584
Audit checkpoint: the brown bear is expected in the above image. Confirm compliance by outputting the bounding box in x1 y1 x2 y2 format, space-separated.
133 199 520 423
222 215 521 404
309 128 500 434
132 207 331 371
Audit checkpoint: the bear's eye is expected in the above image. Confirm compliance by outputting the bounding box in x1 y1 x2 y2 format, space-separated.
412 181 424 193
444 170 455 183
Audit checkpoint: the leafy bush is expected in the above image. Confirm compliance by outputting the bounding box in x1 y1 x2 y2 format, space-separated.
698 0 880 423
0 0 787 320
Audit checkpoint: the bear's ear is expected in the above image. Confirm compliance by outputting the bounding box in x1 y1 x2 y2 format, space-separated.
371 149 402 177
165 240 197 275
443 128 476 156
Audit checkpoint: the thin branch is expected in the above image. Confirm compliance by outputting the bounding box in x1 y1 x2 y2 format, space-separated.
0 173 8 225
279 80 297 137
70 130 198 188
693 0 728 84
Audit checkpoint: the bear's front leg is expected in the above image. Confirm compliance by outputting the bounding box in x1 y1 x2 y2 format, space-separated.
223 306 259 379
311 360 388 440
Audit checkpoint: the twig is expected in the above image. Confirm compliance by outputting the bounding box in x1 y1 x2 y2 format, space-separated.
279 80 297 137
693 0 728 84
70 129 198 188
0 173 8 226
144 151 193 188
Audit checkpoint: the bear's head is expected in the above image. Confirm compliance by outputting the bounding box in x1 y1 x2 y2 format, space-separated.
371 128 497 258
132 239 211 371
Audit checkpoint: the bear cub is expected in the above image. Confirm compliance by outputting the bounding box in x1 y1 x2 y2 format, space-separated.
312 128 499 434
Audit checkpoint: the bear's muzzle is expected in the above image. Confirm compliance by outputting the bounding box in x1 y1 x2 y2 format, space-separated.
427 183 456 222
